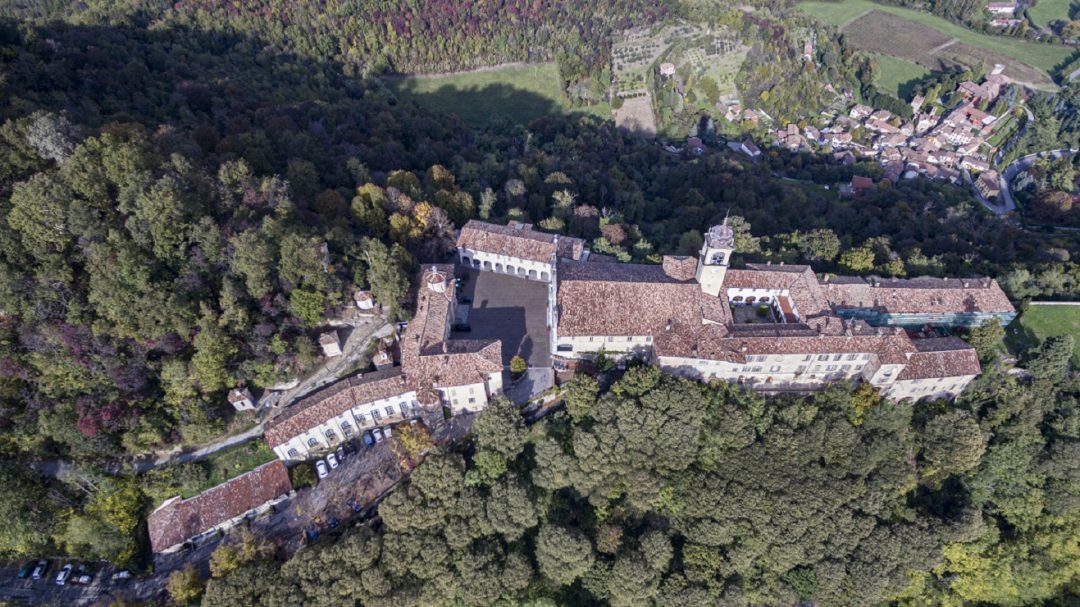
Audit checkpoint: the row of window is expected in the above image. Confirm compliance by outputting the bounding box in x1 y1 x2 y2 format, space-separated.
743 353 870 364
288 401 422 456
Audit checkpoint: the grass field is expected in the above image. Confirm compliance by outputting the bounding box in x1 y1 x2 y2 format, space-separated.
1028 0 1074 28
386 63 609 126
872 53 930 99
1007 304 1080 366
193 441 276 496
798 0 1071 78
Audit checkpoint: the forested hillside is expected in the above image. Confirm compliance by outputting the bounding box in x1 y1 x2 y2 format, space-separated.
199 361 1080 606
2 3 1079 465
0 3 1079 602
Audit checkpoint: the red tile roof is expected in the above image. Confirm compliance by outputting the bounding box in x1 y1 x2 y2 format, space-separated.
557 261 717 336
147 461 292 553
821 275 1014 315
896 337 980 380
654 319 916 364
457 220 554 264
264 368 412 448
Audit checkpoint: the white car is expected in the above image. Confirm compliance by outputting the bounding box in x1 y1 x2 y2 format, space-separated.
326 452 339 469
383 426 393 439
316 460 329 479
111 570 132 581
30 560 48 580
372 428 384 443
55 564 73 586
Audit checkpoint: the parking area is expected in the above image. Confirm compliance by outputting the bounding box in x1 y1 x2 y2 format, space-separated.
451 268 551 368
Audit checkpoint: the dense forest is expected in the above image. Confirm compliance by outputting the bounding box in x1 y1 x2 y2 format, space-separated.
0 1 1078 603
195 352 1080 606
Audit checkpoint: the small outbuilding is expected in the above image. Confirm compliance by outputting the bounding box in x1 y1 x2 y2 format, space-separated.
319 331 342 357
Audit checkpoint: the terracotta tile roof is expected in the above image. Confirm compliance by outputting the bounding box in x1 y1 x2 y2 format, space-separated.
821 275 1014 315
557 236 585 261
727 265 830 319
400 265 502 392
896 337 980 380
147 461 292 553
654 319 916 364
557 261 710 336
457 220 561 264
662 255 698 281
264 368 412 448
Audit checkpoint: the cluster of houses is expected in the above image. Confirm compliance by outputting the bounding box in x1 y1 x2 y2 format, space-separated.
146 217 1018 557
987 0 1022 28
762 68 1014 197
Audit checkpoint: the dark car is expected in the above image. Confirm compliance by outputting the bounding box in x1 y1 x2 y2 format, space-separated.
361 431 375 447
343 442 357 456
451 323 471 332
347 497 363 513
17 562 33 579
459 296 473 304
328 515 339 529
335 446 345 461
304 526 319 543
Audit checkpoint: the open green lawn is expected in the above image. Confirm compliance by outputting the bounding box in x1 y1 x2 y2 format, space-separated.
1028 0 1075 28
872 54 930 99
798 0 1072 74
1006 304 1080 366
386 63 609 127
193 441 276 496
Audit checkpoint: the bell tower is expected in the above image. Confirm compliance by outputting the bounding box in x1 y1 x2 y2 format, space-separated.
696 222 734 297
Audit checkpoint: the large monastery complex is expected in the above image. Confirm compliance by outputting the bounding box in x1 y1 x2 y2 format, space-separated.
265 219 1015 462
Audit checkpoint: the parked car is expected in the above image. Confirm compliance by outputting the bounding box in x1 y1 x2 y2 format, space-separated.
459 296 473 304
316 460 329 479
361 431 375 447
372 427 384 443
304 526 319 543
347 497 363 513
30 560 49 580
451 323 471 332
72 574 92 586
326 452 339 469
17 562 33 579
55 564 73 586
343 442 357 456
335 446 346 461
111 570 132 582
328 515 339 529
383 426 394 439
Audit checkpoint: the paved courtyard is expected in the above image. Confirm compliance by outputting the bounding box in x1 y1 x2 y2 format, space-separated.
452 268 551 368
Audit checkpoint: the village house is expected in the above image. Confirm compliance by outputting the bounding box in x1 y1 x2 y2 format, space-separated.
147 461 293 554
987 1 1017 14
354 290 375 311
849 104 873 120
976 170 1002 199
228 387 255 412
319 331 342 357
